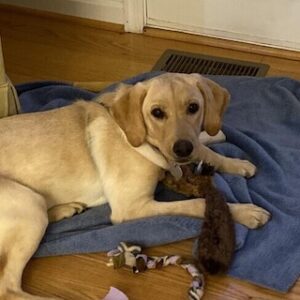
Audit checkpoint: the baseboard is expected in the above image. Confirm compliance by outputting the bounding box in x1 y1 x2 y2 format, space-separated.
0 0 124 24
144 27 300 62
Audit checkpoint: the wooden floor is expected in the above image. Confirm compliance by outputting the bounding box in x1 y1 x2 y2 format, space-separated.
0 4 300 300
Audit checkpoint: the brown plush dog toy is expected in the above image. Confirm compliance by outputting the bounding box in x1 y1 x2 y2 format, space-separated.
162 163 236 274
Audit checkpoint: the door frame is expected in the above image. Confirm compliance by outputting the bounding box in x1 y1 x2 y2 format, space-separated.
124 0 146 33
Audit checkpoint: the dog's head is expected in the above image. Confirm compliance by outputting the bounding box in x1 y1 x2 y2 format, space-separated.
100 73 229 163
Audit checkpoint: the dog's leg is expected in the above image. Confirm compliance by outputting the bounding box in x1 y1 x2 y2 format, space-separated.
111 198 270 229
48 202 87 223
110 198 206 224
0 177 58 300
197 144 256 177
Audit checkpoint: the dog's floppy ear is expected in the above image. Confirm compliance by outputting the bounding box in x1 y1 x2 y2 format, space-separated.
193 74 230 136
100 83 147 147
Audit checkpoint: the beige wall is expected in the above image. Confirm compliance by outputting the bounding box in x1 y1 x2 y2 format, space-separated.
0 0 124 24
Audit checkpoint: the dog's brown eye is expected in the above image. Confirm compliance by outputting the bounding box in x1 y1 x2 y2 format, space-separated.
187 103 199 114
151 108 165 119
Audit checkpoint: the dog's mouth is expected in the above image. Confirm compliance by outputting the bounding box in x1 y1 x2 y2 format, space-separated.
147 142 193 165
174 157 192 164
165 150 194 165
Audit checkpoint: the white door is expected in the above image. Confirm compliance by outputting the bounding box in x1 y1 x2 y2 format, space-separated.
139 0 300 51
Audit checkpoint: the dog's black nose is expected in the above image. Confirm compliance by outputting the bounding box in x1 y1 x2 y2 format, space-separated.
173 139 194 158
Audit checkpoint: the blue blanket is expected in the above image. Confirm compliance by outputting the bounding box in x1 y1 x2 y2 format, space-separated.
16 73 300 292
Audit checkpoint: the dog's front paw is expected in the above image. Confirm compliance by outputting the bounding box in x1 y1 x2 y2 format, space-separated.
235 159 256 177
229 203 271 229
224 158 256 178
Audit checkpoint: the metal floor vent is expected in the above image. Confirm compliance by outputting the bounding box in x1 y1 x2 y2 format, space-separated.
152 50 269 77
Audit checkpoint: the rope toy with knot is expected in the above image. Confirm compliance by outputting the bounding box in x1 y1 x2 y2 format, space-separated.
107 242 204 300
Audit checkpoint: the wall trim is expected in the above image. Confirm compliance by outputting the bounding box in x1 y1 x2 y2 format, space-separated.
144 27 300 61
147 18 300 52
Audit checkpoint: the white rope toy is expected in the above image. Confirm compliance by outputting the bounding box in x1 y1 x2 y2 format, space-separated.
107 242 204 300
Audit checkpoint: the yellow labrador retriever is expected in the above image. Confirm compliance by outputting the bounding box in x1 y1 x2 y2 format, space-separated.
0 73 270 299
